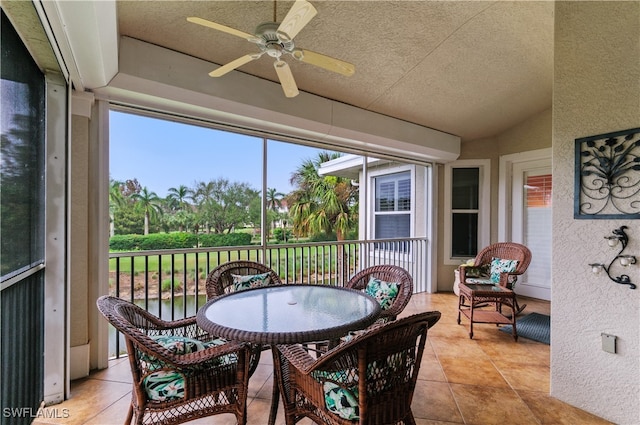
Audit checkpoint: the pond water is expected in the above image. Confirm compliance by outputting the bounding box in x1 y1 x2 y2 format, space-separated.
109 295 208 358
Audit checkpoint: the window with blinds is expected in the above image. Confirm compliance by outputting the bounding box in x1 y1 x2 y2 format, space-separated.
374 171 411 240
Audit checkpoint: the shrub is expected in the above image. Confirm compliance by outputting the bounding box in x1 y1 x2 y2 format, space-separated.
109 234 143 251
273 228 293 242
110 232 251 251
198 232 252 247
308 232 337 242
161 278 174 292
138 233 198 250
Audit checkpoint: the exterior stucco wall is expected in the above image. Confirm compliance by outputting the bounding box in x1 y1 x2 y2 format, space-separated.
552 2 640 424
436 108 552 291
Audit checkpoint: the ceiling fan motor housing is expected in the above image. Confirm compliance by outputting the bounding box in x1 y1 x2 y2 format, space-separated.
254 22 296 55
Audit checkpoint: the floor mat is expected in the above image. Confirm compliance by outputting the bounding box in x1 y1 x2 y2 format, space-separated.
500 312 550 344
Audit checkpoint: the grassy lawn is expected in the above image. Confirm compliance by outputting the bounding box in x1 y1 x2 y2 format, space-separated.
109 243 360 279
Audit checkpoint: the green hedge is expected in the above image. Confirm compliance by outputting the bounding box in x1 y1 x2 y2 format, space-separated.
198 232 252 247
110 232 252 251
139 233 199 250
109 234 144 251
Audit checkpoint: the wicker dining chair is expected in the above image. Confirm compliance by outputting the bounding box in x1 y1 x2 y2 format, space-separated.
205 260 283 299
272 311 441 425
346 265 414 323
205 260 283 363
458 242 532 315
96 295 253 425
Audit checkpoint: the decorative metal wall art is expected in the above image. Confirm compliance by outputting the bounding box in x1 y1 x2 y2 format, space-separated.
575 127 640 219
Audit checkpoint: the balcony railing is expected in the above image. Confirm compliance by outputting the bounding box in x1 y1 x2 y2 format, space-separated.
108 237 429 357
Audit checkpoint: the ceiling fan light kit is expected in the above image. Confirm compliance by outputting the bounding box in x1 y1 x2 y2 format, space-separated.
187 0 355 98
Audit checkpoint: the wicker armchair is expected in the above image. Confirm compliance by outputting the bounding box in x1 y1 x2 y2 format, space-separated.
205 260 283 299
205 260 283 364
459 242 532 315
96 296 252 425
346 265 413 323
272 311 441 425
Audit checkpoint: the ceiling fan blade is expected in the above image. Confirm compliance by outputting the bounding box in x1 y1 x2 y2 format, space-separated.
297 49 355 77
187 17 255 41
273 60 299 98
209 54 260 77
276 0 317 42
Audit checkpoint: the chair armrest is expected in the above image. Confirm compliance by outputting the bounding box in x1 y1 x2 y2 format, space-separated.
132 331 247 369
498 271 520 288
459 265 469 283
172 340 247 368
276 343 318 374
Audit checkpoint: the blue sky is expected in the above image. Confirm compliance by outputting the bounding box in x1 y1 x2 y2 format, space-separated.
109 111 329 197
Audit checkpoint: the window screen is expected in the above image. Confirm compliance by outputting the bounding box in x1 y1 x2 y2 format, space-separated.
1 10 46 280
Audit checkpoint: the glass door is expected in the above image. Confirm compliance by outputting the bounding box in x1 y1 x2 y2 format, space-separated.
511 159 552 300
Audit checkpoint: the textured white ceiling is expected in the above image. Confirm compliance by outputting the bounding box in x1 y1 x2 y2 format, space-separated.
116 0 554 141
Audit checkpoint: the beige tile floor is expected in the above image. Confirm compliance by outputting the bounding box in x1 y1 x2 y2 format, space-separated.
34 292 614 425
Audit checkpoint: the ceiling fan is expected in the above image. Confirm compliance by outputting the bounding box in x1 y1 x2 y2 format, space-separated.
187 0 355 98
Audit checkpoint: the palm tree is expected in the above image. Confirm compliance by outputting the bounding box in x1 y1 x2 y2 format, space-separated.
289 152 358 283
109 179 126 236
266 187 285 236
131 187 163 235
190 181 217 233
288 152 357 241
167 185 190 211
165 185 192 231
190 181 215 205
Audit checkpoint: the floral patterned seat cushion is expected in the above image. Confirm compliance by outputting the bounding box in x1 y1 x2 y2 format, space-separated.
365 277 399 310
231 272 272 291
141 336 227 402
465 259 518 285
489 257 519 284
313 370 359 420
143 369 186 402
323 382 359 420
463 264 490 278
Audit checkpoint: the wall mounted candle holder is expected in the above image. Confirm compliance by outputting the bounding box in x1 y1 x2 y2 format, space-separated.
588 226 637 289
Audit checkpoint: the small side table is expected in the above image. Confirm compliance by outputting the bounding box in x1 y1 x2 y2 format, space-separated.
457 283 518 341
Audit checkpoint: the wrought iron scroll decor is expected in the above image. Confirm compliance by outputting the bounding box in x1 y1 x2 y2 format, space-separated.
575 127 640 219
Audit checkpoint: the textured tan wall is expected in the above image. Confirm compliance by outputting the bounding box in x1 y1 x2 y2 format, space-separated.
551 2 639 424
70 115 90 347
436 108 551 291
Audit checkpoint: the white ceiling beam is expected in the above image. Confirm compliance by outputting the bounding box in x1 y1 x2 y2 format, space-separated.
37 0 118 90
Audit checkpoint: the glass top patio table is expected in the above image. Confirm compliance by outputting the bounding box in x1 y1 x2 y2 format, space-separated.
196 284 382 345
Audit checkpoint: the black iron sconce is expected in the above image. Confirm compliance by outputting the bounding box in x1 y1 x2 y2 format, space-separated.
589 226 637 289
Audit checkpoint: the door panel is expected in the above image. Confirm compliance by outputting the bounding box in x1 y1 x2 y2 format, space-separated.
512 160 552 300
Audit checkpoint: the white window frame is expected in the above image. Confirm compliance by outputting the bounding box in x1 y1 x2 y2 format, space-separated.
443 160 490 265
368 165 414 242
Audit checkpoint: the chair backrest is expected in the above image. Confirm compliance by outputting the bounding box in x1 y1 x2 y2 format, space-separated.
96 296 172 391
96 296 198 371
346 265 413 321
205 260 282 299
96 295 161 338
310 311 441 423
474 242 532 275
